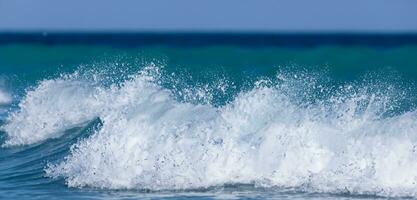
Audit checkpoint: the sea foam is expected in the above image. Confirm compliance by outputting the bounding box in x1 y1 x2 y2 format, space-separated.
3 65 417 197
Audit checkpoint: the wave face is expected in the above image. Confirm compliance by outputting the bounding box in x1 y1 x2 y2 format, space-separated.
3 64 417 198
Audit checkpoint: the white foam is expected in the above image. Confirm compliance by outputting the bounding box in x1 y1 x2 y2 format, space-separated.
4 65 417 197
1 76 102 146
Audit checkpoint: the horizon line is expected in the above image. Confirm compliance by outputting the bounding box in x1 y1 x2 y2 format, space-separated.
1 30 417 35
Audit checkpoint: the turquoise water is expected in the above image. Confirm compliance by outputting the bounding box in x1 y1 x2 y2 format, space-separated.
2 37 417 199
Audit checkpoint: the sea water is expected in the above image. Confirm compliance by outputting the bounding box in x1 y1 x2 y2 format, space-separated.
1 34 417 199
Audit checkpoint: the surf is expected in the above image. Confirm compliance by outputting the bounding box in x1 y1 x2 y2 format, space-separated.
2 64 417 197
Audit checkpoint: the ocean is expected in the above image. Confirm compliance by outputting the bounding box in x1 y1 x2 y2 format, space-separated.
1 33 417 199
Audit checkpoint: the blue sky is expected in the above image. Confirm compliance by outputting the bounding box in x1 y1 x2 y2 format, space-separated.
1 0 417 32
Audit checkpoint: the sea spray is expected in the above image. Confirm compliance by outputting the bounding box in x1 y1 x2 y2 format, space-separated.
2 64 417 197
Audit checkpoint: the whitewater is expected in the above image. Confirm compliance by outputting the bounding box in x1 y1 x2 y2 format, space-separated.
2 64 417 198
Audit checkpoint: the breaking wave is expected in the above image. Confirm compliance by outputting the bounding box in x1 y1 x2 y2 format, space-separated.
3 64 417 197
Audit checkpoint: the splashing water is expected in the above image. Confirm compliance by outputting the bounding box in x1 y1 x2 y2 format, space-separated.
2 64 417 198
